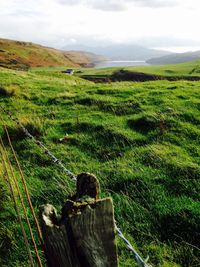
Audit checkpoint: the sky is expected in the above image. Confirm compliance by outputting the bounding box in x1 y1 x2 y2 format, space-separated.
1 0 200 52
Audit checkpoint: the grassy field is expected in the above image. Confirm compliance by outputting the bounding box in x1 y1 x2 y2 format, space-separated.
77 59 200 77
0 65 199 266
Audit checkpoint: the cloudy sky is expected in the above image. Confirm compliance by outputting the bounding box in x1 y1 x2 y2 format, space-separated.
1 0 200 52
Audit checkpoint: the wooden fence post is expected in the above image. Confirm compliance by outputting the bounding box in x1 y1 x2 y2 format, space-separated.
40 173 118 267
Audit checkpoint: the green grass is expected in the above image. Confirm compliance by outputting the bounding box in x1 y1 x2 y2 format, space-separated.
0 65 199 266
77 59 200 77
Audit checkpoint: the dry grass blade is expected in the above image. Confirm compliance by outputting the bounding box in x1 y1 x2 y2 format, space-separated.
0 137 43 267
0 139 34 267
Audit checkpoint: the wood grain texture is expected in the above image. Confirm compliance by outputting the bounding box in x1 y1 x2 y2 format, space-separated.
69 198 118 267
40 204 81 267
40 198 118 267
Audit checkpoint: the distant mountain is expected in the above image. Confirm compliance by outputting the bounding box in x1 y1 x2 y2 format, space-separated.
62 44 172 61
0 38 103 70
147 50 200 65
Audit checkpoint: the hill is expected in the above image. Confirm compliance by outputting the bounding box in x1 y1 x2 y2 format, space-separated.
62 50 107 67
147 50 200 65
0 38 104 70
0 66 199 266
63 43 172 61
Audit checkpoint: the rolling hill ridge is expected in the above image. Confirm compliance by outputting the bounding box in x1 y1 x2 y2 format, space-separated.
63 43 172 61
0 38 104 70
147 50 200 65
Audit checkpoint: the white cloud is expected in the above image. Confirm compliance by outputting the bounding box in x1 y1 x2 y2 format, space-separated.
0 0 200 52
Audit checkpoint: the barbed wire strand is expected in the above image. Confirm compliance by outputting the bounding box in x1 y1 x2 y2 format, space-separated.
0 143 35 267
2 112 74 197
0 105 150 267
116 226 149 267
0 106 77 183
0 137 43 267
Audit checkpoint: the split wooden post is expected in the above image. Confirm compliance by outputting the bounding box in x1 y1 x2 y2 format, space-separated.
40 173 118 267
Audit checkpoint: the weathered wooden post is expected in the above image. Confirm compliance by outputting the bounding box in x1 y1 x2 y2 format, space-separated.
40 173 118 267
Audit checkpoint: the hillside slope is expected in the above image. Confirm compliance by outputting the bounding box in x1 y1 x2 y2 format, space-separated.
147 50 200 65
0 66 199 266
0 38 103 70
63 50 107 67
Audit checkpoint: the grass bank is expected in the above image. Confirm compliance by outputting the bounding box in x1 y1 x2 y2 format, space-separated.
0 66 199 266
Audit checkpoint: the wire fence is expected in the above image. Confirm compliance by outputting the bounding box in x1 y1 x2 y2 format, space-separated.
0 105 150 267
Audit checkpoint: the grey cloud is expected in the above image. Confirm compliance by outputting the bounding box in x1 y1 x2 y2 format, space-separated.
56 0 126 11
57 0 81 5
133 0 179 8
56 0 179 11
88 1 126 11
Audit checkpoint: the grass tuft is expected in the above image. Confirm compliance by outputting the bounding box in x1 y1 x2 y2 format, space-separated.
0 85 18 97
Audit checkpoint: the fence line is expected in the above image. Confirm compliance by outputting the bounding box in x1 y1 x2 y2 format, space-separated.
1 106 77 181
0 105 150 267
116 226 149 267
